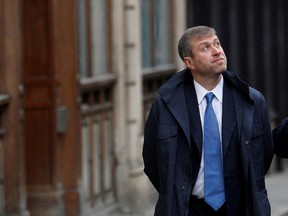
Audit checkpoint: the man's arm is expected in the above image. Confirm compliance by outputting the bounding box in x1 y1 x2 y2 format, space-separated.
142 103 160 191
259 95 274 173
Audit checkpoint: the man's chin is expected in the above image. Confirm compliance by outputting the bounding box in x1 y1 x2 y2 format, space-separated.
218 65 227 73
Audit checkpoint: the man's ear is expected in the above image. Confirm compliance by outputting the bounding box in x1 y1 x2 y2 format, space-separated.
183 57 195 70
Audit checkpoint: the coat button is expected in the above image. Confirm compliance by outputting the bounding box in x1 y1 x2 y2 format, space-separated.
245 141 249 144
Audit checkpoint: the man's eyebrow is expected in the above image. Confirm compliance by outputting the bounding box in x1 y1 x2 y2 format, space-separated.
198 41 210 47
199 38 219 46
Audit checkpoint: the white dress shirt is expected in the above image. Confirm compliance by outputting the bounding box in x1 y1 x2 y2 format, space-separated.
191 75 224 198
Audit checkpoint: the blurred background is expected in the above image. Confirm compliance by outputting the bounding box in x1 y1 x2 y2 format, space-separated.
1 0 288 215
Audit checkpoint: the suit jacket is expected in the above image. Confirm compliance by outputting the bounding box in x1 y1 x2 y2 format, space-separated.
143 68 274 216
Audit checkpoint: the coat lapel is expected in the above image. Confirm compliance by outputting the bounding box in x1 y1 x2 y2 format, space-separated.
222 81 236 155
184 77 202 153
159 69 201 151
165 87 192 146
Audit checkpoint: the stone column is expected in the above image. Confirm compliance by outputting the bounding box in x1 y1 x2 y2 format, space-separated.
174 0 187 71
113 0 130 213
114 0 150 214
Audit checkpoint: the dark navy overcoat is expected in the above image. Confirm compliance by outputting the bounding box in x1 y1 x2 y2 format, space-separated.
143 69 274 216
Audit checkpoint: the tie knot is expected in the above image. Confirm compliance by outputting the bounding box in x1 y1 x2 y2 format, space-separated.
205 92 215 104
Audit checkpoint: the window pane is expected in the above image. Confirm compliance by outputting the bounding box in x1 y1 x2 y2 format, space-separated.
155 0 170 66
91 0 108 76
141 0 152 68
78 0 109 78
141 0 172 68
78 0 88 77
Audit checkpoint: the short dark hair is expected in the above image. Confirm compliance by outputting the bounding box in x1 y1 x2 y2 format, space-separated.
178 26 216 60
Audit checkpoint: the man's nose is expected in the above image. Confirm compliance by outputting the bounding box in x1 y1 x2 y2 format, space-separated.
212 46 221 55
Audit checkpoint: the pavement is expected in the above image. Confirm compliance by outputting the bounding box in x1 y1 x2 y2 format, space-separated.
266 161 288 216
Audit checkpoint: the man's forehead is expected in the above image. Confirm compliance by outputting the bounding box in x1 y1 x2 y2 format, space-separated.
193 34 219 43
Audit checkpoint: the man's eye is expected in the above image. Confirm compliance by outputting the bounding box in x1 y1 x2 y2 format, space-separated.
202 46 208 51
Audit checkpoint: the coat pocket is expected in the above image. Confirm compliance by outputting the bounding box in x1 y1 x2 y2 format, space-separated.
251 121 264 139
251 122 265 162
156 124 178 140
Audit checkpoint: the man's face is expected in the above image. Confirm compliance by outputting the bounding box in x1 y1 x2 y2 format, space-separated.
184 34 227 78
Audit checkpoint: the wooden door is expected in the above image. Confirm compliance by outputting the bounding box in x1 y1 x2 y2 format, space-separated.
23 0 61 214
23 0 81 215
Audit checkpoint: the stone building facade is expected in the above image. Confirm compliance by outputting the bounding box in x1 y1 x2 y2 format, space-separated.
0 0 185 215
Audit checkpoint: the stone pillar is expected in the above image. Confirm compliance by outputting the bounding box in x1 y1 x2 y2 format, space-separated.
174 0 187 71
112 0 130 213
114 0 150 214
124 0 150 213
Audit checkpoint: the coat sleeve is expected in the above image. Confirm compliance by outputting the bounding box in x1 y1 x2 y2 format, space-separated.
250 88 274 174
142 101 160 191
273 117 288 158
260 96 274 173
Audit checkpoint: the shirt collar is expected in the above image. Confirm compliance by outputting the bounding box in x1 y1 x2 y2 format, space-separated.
194 75 223 105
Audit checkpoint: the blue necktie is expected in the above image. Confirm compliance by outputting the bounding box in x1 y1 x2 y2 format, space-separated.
204 92 225 210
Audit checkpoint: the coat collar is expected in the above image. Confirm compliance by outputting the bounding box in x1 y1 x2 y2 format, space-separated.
159 69 251 103
158 68 250 150
222 70 251 100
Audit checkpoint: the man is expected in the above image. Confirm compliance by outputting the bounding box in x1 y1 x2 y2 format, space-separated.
142 26 274 216
273 117 288 158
